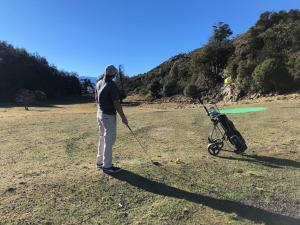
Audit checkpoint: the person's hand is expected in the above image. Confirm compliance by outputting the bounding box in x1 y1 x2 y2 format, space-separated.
122 117 128 125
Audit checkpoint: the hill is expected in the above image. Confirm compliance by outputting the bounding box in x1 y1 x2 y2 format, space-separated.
80 76 98 84
0 41 82 102
127 10 300 101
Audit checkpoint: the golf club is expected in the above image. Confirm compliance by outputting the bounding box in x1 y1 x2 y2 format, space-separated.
125 124 161 166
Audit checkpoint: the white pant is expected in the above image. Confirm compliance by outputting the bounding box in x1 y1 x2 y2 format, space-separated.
96 112 116 168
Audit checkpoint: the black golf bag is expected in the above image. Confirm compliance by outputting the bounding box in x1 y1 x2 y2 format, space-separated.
200 100 247 156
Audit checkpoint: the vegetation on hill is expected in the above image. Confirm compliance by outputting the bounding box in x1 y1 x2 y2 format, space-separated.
0 41 82 102
127 10 300 100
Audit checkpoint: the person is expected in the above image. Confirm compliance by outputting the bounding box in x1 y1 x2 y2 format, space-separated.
95 65 128 173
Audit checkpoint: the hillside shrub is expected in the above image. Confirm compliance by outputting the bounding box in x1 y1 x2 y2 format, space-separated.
252 58 293 93
288 55 300 87
184 84 199 99
236 60 257 92
148 80 161 98
163 80 178 97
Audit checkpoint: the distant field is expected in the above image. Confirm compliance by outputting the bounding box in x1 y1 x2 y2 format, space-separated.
0 96 299 225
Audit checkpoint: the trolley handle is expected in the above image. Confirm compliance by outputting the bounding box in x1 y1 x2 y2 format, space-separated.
198 95 210 116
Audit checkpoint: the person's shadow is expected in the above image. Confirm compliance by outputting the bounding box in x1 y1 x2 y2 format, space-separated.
110 169 300 225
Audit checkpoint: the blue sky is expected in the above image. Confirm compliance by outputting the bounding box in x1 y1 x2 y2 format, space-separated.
0 0 299 77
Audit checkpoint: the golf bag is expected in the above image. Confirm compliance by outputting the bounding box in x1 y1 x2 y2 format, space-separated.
200 100 247 156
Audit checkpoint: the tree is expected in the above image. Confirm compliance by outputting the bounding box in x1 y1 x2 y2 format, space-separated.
236 59 257 92
255 11 272 31
288 54 300 87
252 58 293 93
210 22 233 43
184 84 199 99
115 65 127 102
193 40 234 85
193 22 234 86
163 80 178 97
148 80 161 98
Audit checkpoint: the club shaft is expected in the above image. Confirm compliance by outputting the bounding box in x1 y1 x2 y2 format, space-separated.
126 125 148 154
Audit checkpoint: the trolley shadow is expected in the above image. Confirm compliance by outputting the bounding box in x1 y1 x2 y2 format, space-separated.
218 154 300 169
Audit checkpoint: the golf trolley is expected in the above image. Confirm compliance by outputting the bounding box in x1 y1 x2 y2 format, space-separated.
199 98 247 156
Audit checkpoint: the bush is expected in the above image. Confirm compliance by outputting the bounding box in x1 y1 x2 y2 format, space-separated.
163 80 178 97
226 58 239 79
252 58 293 93
148 80 161 98
135 86 148 96
184 84 199 99
288 55 300 83
236 60 257 92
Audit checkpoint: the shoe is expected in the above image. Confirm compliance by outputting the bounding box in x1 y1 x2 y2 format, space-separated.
97 163 114 169
103 166 121 174
96 163 103 169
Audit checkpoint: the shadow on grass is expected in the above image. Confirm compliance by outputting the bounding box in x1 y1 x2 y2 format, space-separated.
0 102 62 109
245 154 300 168
111 169 300 225
0 97 145 109
121 100 144 107
0 95 95 108
217 154 300 169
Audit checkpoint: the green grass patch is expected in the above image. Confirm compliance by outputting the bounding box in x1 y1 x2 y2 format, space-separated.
219 107 269 114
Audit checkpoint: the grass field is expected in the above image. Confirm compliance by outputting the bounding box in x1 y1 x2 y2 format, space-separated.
0 96 300 225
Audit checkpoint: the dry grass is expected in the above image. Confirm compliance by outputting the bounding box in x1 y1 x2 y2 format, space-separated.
0 97 299 225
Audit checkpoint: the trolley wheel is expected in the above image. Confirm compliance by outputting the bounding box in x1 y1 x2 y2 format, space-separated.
208 138 224 149
217 140 224 149
207 143 221 156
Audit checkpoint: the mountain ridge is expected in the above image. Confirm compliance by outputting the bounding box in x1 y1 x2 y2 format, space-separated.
126 9 300 101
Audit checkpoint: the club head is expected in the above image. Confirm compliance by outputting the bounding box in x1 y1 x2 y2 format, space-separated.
152 161 162 166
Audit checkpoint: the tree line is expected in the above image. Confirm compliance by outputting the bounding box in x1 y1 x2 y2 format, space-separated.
0 41 81 102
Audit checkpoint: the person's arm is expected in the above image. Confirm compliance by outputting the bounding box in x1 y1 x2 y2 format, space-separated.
95 88 98 104
113 100 128 125
110 82 128 124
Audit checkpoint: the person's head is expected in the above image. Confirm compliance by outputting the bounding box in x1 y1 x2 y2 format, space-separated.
104 65 118 79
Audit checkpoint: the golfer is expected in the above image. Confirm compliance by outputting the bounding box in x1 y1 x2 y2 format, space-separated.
95 65 128 173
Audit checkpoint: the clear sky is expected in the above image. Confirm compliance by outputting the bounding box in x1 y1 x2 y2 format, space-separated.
0 0 299 77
